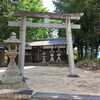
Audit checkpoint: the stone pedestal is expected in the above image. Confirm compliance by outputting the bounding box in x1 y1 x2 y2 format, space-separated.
0 51 32 92
1 52 22 84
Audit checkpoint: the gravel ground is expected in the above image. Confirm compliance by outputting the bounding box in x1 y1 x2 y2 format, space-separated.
24 65 100 95
0 65 100 95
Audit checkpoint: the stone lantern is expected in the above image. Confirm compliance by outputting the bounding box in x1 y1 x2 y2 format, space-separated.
2 32 23 84
0 32 33 99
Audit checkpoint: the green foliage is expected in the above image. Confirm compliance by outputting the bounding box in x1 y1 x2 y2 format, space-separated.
77 58 100 70
54 0 100 59
54 0 99 44
18 0 49 41
26 28 49 41
0 0 15 42
18 0 47 12
0 0 49 42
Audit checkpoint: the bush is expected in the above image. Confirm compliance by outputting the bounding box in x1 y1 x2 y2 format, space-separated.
76 59 100 71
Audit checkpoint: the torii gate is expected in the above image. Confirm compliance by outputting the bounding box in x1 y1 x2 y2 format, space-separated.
8 11 83 77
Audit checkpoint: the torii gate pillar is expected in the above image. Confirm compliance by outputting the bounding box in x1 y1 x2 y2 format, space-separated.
66 17 79 77
18 17 27 77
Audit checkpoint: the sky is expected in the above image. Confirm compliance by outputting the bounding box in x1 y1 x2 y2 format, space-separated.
42 0 55 12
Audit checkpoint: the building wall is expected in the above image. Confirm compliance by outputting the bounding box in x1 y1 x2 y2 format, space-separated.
25 45 68 64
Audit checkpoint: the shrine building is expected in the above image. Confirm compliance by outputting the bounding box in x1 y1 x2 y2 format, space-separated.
25 38 69 65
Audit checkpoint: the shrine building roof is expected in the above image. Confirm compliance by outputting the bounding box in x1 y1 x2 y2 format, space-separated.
28 38 67 47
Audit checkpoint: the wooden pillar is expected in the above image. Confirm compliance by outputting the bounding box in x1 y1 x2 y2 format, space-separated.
66 17 78 77
19 17 27 77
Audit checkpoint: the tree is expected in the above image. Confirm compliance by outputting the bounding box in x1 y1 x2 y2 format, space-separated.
18 0 47 12
17 0 49 41
0 0 16 42
54 0 99 59
0 0 49 42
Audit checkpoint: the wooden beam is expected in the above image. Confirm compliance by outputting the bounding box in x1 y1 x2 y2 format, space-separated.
8 21 80 29
15 11 83 20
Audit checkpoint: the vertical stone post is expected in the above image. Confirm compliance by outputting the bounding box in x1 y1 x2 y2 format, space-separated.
66 17 78 77
19 17 27 77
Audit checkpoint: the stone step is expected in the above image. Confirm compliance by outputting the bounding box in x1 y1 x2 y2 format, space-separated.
32 92 100 100
0 89 33 100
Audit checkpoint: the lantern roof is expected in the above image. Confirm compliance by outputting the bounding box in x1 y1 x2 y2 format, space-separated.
4 32 20 44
